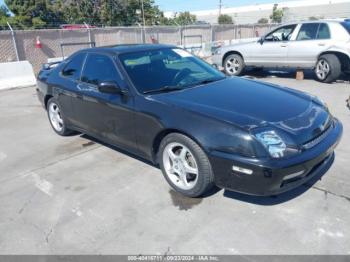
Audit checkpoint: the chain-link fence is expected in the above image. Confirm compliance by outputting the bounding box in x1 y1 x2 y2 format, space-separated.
0 24 274 74
0 31 18 63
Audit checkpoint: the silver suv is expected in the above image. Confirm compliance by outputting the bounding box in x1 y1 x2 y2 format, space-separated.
212 20 350 83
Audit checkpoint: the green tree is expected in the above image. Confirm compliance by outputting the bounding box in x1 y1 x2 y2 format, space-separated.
270 4 283 23
257 18 269 24
123 0 167 26
3 0 188 28
173 11 196 26
99 0 125 26
60 0 166 26
218 14 233 24
56 0 100 25
0 4 10 29
5 0 65 28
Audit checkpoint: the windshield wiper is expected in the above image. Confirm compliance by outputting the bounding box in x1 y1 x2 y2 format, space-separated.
143 77 225 94
189 77 226 87
143 85 183 94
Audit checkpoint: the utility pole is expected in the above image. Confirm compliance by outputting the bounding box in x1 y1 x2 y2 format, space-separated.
141 0 146 43
219 0 222 16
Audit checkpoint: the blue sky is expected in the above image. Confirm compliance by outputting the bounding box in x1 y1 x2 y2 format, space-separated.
1 0 291 12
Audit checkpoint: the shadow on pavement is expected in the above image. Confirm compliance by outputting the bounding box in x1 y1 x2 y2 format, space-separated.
241 68 350 83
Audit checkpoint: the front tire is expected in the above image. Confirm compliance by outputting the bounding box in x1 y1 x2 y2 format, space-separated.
158 133 214 197
315 54 341 83
223 54 245 76
47 97 73 136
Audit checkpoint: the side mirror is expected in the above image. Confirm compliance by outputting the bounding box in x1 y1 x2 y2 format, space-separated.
98 81 127 95
42 63 51 70
258 37 264 45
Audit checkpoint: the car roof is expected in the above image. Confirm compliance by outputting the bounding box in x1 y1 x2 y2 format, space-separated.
280 19 348 26
80 44 176 55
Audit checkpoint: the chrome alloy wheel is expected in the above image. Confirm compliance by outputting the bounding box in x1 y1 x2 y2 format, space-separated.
316 59 330 80
162 142 199 190
225 57 241 75
48 102 63 132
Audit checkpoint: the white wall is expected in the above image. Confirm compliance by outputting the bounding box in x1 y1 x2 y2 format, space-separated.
0 61 36 90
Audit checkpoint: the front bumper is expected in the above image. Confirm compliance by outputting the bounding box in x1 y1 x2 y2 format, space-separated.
209 118 343 196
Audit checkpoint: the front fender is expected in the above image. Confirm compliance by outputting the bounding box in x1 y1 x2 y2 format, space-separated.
134 97 267 163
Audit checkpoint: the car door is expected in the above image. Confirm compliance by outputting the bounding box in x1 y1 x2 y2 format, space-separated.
53 52 86 125
247 24 297 67
287 23 332 68
72 52 137 151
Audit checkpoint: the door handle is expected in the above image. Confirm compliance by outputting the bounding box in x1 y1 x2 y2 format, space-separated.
280 44 287 47
318 43 326 46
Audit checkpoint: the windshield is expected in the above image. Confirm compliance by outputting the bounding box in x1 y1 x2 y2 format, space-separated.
341 21 350 35
119 48 225 94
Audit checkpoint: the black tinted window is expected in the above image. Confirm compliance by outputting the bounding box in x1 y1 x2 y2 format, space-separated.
341 21 350 34
317 23 330 39
62 53 86 80
297 23 319 40
81 53 120 85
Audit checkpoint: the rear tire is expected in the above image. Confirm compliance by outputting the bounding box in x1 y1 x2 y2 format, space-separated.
224 54 245 76
158 133 214 197
315 54 341 83
47 97 74 136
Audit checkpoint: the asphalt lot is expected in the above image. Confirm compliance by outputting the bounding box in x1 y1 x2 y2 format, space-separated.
0 71 349 255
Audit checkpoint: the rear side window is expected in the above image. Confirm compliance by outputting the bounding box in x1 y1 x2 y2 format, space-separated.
62 53 86 80
81 53 121 85
316 23 330 39
341 21 350 35
296 23 319 40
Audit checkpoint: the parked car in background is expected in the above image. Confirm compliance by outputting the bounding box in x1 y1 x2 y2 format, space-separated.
212 19 350 83
37 44 342 197
60 24 96 29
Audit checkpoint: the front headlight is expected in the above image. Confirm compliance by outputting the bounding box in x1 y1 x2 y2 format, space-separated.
256 131 287 158
255 130 300 159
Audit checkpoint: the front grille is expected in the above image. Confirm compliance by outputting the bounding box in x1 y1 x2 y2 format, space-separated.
302 123 333 150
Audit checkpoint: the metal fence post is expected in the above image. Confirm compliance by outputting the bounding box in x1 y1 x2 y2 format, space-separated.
140 26 145 43
84 22 92 47
7 22 19 61
180 25 183 46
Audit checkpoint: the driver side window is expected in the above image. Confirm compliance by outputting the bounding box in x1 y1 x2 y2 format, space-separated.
81 53 121 86
265 24 296 42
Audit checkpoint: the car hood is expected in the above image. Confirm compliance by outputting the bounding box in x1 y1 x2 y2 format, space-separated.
221 39 257 51
152 77 331 145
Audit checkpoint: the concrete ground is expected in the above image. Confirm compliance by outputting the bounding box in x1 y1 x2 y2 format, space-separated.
0 72 349 255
